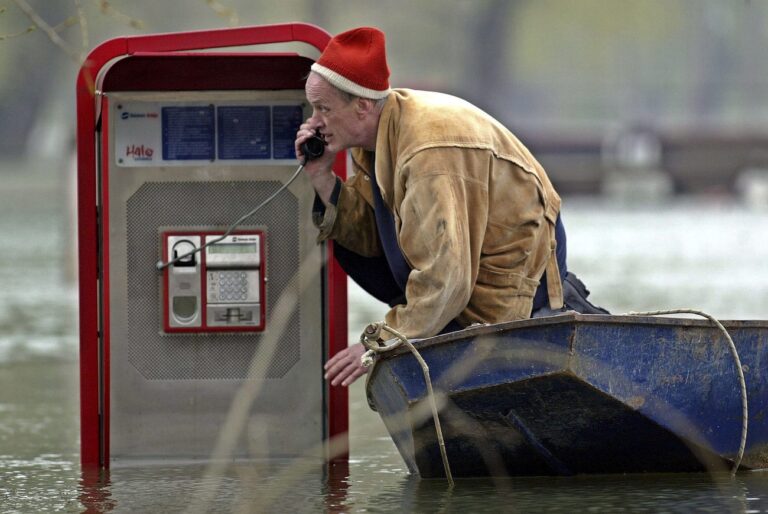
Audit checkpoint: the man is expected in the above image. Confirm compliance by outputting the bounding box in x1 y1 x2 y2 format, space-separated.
295 27 606 387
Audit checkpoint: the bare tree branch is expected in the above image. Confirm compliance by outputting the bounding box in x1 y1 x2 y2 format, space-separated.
74 0 88 53
205 0 239 26
0 24 35 41
11 0 80 62
52 15 79 33
93 0 144 30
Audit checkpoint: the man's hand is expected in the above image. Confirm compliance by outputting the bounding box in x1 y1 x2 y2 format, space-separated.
295 122 330 167
324 342 368 387
295 122 338 204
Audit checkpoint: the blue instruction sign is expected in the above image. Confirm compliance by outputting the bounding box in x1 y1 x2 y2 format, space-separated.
272 105 304 160
217 106 270 160
161 106 215 161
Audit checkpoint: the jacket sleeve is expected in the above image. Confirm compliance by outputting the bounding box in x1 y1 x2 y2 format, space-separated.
312 172 382 257
384 152 488 338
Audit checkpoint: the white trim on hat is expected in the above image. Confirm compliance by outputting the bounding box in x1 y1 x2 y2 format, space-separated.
311 63 391 100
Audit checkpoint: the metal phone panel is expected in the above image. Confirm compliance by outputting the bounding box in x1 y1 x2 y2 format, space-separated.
105 90 324 463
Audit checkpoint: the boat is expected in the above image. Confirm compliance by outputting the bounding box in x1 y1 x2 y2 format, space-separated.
364 313 768 477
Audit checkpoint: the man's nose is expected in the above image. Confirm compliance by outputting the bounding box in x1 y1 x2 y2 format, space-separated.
309 112 325 126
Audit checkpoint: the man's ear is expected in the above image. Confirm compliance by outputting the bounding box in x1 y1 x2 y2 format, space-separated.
356 98 375 118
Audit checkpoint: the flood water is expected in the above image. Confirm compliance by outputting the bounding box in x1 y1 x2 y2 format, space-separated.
2 170 768 513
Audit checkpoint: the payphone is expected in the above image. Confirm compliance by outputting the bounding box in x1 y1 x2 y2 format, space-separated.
77 24 348 468
163 231 266 331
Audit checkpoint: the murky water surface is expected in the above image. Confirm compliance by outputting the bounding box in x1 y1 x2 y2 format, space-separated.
2 179 768 512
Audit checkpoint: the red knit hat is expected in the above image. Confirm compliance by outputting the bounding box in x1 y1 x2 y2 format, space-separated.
311 27 391 99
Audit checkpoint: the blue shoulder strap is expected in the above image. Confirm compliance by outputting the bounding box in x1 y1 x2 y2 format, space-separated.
369 163 411 291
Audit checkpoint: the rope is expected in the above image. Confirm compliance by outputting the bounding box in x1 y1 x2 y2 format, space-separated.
625 309 748 476
359 322 454 487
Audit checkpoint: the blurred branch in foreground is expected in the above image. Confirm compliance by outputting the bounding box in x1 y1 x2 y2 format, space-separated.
93 0 143 30
0 24 35 41
205 0 239 27
11 0 81 62
3 0 146 64
3 1 238 62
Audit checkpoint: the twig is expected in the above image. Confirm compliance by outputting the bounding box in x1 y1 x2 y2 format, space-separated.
74 0 88 54
205 0 239 26
52 16 79 33
11 0 80 62
0 24 35 41
93 0 143 29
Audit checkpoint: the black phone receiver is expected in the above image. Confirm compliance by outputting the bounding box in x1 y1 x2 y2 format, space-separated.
300 131 326 163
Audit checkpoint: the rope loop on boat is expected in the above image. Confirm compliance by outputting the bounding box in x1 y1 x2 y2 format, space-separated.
626 309 748 476
360 322 455 487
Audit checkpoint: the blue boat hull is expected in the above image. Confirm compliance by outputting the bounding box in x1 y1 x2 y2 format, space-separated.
366 314 768 477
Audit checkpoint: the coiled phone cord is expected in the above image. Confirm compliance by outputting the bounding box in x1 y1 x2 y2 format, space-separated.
155 163 305 271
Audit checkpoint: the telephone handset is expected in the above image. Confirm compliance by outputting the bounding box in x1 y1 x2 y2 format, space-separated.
300 131 326 162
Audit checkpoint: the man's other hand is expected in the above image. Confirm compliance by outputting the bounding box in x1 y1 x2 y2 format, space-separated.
324 342 368 387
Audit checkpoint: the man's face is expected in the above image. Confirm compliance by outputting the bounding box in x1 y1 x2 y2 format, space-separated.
305 73 365 153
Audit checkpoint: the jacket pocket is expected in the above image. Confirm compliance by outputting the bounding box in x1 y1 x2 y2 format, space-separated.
476 268 539 297
466 268 540 323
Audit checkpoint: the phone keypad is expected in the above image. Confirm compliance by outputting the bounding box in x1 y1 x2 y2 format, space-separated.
222 271 248 301
207 270 259 303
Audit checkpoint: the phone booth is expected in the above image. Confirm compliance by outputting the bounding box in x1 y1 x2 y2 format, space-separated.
76 23 348 468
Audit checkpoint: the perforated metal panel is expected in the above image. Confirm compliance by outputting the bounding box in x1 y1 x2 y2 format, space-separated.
126 181 300 380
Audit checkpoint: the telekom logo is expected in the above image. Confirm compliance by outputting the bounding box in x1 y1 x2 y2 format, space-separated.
126 144 154 159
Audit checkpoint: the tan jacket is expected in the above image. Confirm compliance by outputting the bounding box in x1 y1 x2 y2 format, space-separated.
315 89 563 338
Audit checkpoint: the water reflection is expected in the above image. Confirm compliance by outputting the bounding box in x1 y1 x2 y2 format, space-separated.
323 460 350 514
364 472 768 513
79 468 116 513
76 459 345 513
3 451 766 513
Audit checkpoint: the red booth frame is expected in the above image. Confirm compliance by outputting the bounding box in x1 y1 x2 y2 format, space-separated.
76 23 348 468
